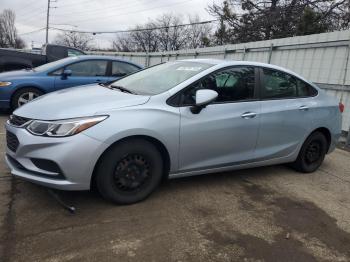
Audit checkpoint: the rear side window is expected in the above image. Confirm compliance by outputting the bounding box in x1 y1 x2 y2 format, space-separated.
297 79 318 97
261 68 297 99
112 61 140 77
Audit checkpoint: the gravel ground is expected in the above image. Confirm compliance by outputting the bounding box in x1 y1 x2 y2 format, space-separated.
0 113 350 262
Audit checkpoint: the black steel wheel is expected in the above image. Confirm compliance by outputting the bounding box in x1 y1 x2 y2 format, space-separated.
291 131 327 173
113 154 151 192
96 138 163 204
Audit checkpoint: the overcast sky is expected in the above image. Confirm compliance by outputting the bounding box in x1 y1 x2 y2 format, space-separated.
1 0 219 49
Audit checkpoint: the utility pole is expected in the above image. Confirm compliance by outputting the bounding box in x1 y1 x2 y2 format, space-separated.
45 0 51 44
46 0 57 45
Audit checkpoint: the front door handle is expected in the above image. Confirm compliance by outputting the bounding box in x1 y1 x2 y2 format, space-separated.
241 112 257 119
299 105 309 111
95 79 102 82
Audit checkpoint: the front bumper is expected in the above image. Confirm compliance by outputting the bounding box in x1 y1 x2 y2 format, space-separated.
5 122 108 190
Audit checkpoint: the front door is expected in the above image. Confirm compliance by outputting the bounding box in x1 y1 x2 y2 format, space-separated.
178 66 261 172
54 60 110 90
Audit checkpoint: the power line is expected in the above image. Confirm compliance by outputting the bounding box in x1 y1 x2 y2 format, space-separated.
50 19 218 35
19 27 46 36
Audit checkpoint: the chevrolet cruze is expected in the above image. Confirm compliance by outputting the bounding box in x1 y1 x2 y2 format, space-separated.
5 59 343 204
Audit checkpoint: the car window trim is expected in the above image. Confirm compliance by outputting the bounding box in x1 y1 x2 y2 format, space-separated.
167 65 260 107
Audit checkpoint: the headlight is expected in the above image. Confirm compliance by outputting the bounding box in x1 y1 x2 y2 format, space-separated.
0 82 12 87
26 116 108 137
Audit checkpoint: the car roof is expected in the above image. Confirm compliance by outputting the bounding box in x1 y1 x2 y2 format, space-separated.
179 58 290 71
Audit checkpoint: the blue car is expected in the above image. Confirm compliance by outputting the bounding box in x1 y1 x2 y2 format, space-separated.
0 55 142 109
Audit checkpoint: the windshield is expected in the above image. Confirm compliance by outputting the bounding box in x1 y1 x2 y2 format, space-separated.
34 57 78 72
110 61 214 95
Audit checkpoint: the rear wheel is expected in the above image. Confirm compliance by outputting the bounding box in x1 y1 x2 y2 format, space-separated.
291 131 328 173
95 139 163 204
11 88 43 110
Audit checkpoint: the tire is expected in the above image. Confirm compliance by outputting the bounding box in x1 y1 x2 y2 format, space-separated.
11 87 43 110
291 131 328 173
95 139 163 204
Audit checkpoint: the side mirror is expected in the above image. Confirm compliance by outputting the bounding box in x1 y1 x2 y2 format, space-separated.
190 89 218 114
61 69 72 79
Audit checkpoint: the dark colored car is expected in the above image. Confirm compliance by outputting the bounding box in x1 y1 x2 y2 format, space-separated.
0 44 86 73
0 55 142 109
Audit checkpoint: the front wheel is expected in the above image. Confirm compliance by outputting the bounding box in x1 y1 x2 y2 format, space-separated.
291 131 328 173
95 139 163 204
11 88 43 110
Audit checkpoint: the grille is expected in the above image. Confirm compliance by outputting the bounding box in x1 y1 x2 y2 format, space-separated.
6 131 19 152
9 115 31 127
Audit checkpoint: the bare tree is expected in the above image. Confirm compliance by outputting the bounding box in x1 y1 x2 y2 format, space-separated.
54 31 93 50
130 22 159 52
156 14 188 51
111 13 213 52
0 9 25 48
112 33 136 52
186 15 212 49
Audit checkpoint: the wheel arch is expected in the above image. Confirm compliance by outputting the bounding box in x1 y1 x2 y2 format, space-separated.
90 135 171 189
11 86 46 108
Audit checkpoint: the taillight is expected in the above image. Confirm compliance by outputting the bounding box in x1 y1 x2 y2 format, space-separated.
339 102 344 113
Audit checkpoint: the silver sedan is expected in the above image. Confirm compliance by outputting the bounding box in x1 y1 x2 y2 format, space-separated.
5 59 343 204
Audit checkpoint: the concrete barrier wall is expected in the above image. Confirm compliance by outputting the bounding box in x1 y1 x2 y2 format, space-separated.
90 30 350 131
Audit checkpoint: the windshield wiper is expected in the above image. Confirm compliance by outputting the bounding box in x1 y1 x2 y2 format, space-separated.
110 85 137 94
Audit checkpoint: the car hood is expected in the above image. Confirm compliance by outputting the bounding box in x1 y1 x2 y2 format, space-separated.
14 84 151 120
0 69 37 80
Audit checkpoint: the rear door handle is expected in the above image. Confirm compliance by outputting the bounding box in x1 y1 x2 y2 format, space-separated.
299 105 309 111
95 79 102 82
241 112 257 119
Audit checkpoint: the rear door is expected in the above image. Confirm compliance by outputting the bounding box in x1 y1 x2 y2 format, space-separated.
178 66 261 172
255 67 312 159
53 60 109 90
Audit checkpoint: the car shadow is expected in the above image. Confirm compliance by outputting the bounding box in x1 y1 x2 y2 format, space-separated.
8 164 295 213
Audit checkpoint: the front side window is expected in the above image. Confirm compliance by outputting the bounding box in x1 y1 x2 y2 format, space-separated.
261 68 297 99
112 61 140 77
182 66 255 105
65 60 108 77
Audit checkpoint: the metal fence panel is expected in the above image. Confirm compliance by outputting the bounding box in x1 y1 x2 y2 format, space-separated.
89 30 350 131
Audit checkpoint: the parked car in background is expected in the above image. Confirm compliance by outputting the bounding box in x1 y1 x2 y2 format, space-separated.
0 55 142 109
0 44 86 73
5 59 342 204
